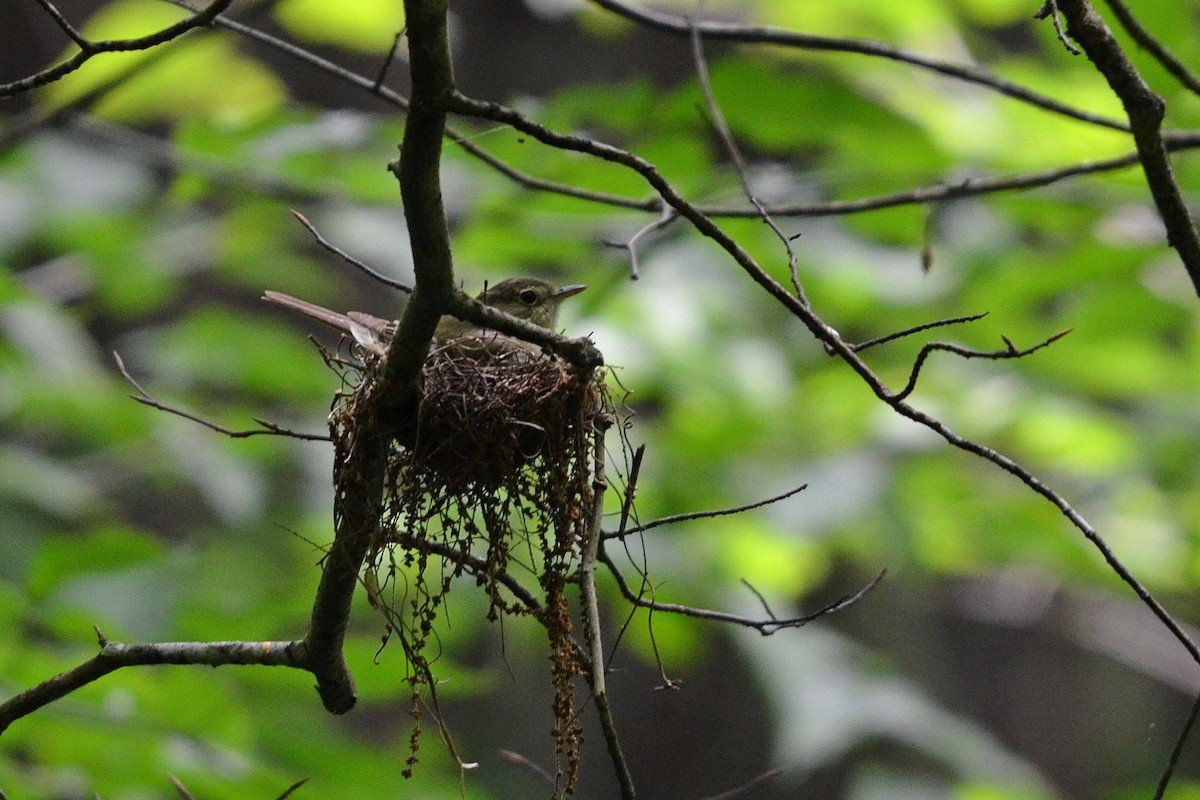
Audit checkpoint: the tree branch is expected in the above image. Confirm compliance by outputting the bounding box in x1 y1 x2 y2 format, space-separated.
446 89 1200 670
299 0 461 716
1 0 234 97
0 631 305 734
1100 0 1200 96
591 0 1129 131
1056 0 1200 296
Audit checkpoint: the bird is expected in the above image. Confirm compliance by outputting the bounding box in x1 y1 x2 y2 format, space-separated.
263 277 587 356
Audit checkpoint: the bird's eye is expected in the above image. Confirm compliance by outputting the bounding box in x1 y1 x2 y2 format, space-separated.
519 289 539 305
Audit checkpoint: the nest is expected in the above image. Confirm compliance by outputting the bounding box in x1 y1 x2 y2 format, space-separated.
329 330 609 793
406 334 601 489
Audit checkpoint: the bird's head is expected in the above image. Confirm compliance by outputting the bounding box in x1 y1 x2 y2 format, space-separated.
479 277 587 329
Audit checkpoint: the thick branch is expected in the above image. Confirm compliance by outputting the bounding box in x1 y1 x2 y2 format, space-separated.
300 0 461 716
0 636 304 734
1100 0 1200 97
1057 0 1200 295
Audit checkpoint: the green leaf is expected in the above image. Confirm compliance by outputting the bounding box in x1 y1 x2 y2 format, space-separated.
273 0 405 53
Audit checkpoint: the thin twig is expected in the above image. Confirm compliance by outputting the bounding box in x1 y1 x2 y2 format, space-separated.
1153 689 1200 800
2 0 234 97
32 0 88 47
274 779 310 800
582 422 636 800
447 90 1200 671
114 352 331 441
591 0 1128 131
373 27 407 91
851 313 989 353
499 750 558 789
0 636 306 733
603 207 678 280
615 444 645 540
689 3 808 305
699 768 785 800
1056 0 1200 296
168 775 197 800
155 0 1200 225
1036 1 1082 55
291 210 412 292
607 483 807 539
601 549 885 634
740 579 779 621
893 329 1072 401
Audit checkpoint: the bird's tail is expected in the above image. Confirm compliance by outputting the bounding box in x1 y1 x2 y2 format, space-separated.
263 290 358 334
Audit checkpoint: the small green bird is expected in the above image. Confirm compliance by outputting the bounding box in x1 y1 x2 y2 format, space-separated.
263 277 587 355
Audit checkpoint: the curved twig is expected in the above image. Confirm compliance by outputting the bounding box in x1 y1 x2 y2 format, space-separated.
689 4 807 304
606 482 808 540
445 89 1200 670
155 0 1200 225
1100 0 1200 97
601 547 885 635
893 329 1073 401
591 0 1129 132
851 313 989 353
291 210 412 292
114 352 331 441
2 0 234 97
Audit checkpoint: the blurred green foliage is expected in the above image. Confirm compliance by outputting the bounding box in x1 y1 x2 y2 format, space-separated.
3 0 1200 797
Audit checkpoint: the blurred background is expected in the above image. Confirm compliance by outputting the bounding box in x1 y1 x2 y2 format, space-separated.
3 0 1200 797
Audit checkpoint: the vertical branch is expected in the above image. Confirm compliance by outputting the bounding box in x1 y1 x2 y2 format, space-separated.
302 0 463 714
383 0 459 418
1055 0 1200 296
582 423 636 800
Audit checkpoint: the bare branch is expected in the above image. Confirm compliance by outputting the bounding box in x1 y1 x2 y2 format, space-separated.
1055 0 1200 295
445 91 1200 670
688 3 808 304
168 775 197 799
0 635 305 734
607 483 808 540
1100 0 1200 97
1 0 234 97
156 0 1199 225
373 28 408 91
601 548 885 634
291 210 412 292
851 313 989 353
32 0 88 47
581 421 636 800
699 768 785 800
1036 1 1082 55
114 352 331 441
274 779 310 800
1153 690 1200 800
603 207 678 280
892 328 1073 402
499 750 558 789
591 0 1129 132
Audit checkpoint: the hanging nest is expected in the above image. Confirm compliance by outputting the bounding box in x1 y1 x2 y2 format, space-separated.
329 330 611 794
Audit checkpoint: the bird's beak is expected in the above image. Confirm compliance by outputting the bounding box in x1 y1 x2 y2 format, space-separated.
554 284 588 300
